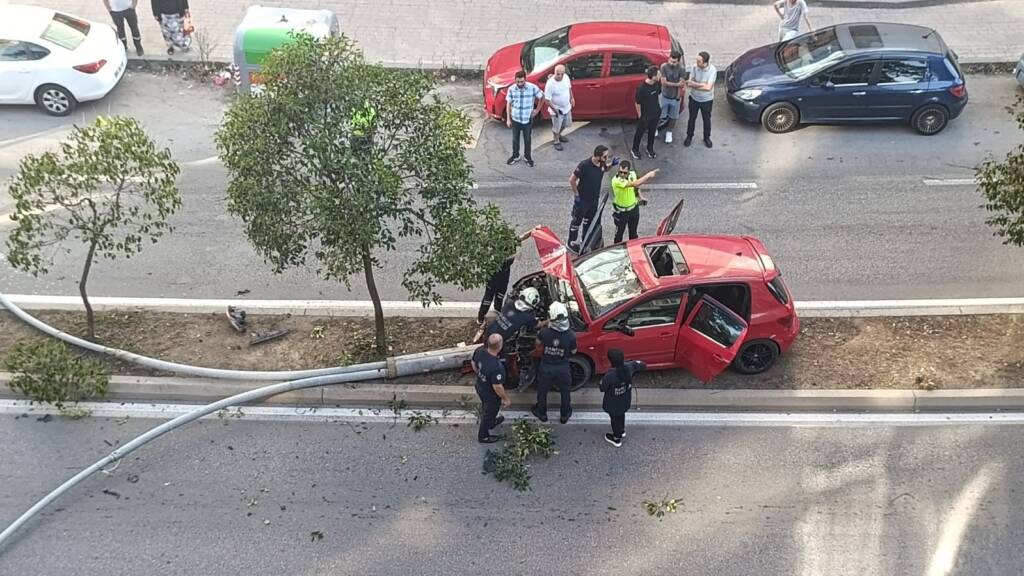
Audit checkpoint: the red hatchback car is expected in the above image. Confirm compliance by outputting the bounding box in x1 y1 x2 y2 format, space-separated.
484 22 684 121
512 201 800 389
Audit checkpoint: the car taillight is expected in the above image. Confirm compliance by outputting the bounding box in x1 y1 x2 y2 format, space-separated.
776 314 794 330
948 83 966 98
73 60 107 74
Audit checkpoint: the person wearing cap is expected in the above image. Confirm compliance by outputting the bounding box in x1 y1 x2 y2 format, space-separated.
599 348 647 447
532 302 577 424
610 161 659 243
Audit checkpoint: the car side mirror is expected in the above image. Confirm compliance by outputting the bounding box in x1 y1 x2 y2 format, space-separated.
618 324 635 337
823 80 835 90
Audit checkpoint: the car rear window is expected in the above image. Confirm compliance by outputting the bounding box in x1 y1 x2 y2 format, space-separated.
40 12 90 51
766 275 790 305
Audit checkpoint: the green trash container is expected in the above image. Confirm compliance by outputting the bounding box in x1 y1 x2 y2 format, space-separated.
233 5 338 94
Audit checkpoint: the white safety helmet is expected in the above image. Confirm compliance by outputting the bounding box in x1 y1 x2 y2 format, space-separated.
518 287 541 310
549 301 570 332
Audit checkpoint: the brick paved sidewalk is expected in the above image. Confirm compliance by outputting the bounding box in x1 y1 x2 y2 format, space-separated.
21 0 1024 69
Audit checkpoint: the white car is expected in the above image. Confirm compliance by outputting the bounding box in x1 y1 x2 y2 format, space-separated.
1016 52 1024 89
0 5 127 116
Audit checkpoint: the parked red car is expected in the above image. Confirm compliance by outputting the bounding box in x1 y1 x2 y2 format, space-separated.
483 22 683 121
512 201 800 389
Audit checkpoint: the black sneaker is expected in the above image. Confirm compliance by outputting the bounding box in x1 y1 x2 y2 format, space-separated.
704 138 713 149
647 149 656 159
531 404 548 423
493 415 505 427
604 433 622 447
479 435 503 444
506 155 520 165
560 407 573 424
630 149 641 160
683 136 693 147
525 158 535 167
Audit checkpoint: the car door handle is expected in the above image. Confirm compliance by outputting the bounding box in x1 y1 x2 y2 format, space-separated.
851 91 867 96
909 89 924 94
659 332 673 338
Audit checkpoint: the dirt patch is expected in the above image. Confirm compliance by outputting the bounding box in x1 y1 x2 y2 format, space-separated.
1 311 1022 390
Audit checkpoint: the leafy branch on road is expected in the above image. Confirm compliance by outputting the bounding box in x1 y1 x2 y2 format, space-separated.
483 419 556 491
215 33 517 355
643 497 683 520
978 95 1024 246
4 117 181 339
407 411 436 431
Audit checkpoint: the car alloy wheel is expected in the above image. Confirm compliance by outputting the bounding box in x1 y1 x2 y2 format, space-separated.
35 84 76 117
732 339 780 375
761 102 799 134
912 105 948 135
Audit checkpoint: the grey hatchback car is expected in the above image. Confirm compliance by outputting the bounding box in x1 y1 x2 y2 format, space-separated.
726 23 968 135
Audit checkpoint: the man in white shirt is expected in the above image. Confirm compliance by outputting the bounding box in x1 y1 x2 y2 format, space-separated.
103 0 144 55
544 64 574 152
773 0 813 42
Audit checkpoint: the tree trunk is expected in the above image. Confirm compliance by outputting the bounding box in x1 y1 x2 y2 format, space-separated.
361 244 387 355
80 240 98 340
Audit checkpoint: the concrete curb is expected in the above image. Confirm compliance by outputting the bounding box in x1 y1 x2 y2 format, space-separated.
4 294 1024 318
2 374 1022 413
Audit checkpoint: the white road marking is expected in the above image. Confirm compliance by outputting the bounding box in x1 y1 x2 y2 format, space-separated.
181 155 222 167
473 181 757 190
926 464 1000 576
4 294 1024 317
3 400 1024 425
0 193 115 229
922 178 976 186
529 120 590 150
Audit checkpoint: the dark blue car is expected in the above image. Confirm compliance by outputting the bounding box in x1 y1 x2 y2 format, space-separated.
726 23 967 135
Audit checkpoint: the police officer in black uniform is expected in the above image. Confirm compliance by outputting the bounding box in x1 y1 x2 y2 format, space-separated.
473 333 511 443
599 348 647 447
532 302 577 424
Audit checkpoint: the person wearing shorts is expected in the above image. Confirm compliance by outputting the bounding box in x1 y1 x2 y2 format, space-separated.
544 64 574 152
658 51 686 144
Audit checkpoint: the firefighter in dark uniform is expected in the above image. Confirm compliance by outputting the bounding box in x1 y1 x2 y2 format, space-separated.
483 286 542 389
600 348 647 447
532 302 577 424
472 333 512 443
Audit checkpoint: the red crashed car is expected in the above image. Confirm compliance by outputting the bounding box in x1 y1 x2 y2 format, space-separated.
484 22 684 121
512 200 800 389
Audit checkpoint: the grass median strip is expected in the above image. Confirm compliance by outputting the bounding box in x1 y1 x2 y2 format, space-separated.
1 311 1022 390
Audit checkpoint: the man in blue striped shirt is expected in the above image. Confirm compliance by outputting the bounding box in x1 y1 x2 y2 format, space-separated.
505 70 544 167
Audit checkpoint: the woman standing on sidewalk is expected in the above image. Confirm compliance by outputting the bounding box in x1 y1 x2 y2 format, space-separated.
600 348 646 447
151 0 192 55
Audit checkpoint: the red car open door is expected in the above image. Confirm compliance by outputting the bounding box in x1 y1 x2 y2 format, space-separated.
675 294 749 383
656 198 685 236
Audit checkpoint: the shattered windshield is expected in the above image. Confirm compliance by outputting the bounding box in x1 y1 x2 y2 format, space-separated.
574 245 643 318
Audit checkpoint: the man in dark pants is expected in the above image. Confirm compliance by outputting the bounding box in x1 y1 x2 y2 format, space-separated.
104 0 145 55
600 348 647 447
610 161 659 243
631 66 662 160
568 145 615 255
532 302 577 424
473 334 511 443
475 229 537 326
684 51 718 149
505 70 544 168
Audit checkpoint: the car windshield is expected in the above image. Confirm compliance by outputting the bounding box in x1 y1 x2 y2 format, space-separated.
523 26 571 73
775 27 844 79
41 12 90 51
574 245 644 319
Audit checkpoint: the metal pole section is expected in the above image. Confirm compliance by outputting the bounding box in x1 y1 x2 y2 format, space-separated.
0 369 385 552
0 291 386 380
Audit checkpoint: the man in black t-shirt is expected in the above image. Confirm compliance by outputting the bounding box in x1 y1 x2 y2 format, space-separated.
632 66 662 160
568 145 615 255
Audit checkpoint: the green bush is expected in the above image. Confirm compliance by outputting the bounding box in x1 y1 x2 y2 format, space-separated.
483 419 557 491
4 340 109 408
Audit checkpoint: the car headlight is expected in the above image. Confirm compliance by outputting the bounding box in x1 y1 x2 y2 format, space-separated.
734 88 763 101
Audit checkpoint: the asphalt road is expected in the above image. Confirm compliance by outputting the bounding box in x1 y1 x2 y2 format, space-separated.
1 414 1022 575
2 69 1023 301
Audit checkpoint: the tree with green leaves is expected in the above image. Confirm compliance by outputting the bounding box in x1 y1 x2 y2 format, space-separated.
978 95 1024 246
215 34 518 354
4 116 181 339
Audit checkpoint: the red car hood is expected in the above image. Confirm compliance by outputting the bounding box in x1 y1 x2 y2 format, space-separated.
486 41 527 86
531 226 575 283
